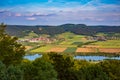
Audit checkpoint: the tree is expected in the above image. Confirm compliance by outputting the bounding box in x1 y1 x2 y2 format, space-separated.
0 61 6 80
48 53 78 80
99 60 120 80
21 58 57 80
6 65 23 80
77 64 110 80
21 60 35 80
32 58 57 80
0 23 25 66
0 61 23 80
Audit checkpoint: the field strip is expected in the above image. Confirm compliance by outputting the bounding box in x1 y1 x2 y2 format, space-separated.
30 46 52 53
76 48 97 53
64 47 77 53
47 47 67 52
83 45 100 48
25 46 32 50
54 45 77 48
99 48 120 53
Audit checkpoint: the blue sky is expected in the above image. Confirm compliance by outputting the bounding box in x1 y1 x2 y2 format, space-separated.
0 0 120 25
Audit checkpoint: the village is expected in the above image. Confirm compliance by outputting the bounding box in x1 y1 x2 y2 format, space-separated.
17 36 57 43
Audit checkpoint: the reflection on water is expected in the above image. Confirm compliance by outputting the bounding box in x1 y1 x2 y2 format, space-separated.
24 54 42 60
75 56 120 61
24 54 120 61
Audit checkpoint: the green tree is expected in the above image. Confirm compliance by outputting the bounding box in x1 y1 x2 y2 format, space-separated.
99 60 120 80
48 53 78 80
6 65 23 80
21 60 35 80
0 23 25 66
0 61 6 80
78 64 110 80
32 58 57 80
0 61 23 80
21 58 57 80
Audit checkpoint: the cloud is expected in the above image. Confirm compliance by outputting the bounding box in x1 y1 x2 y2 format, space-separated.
0 9 8 13
24 13 56 17
0 0 120 25
26 17 36 20
15 13 22 16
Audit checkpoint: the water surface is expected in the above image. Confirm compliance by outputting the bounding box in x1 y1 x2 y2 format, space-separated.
75 56 120 61
24 54 42 60
24 54 120 61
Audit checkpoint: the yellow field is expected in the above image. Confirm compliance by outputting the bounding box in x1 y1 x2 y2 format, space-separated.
76 48 97 53
99 48 120 53
25 46 32 50
47 47 67 52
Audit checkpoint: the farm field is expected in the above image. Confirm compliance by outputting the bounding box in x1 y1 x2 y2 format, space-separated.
90 40 120 48
30 45 53 53
76 48 97 53
63 47 77 53
24 32 120 54
47 48 67 52
25 46 32 50
99 48 120 53
29 45 120 53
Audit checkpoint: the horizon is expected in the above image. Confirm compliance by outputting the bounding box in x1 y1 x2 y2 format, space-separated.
5 23 120 26
0 0 120 25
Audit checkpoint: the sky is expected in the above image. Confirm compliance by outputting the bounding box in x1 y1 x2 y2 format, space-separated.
0 0 120 25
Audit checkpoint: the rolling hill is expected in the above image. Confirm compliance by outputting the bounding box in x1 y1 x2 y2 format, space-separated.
5 24 120 37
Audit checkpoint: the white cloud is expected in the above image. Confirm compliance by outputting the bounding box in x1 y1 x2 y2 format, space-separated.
26 17 36 20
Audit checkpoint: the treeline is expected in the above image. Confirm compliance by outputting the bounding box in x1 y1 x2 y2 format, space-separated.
1 53 120 80
6 24 120 37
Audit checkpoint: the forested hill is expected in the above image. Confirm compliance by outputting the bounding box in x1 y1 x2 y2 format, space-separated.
6 24 120 37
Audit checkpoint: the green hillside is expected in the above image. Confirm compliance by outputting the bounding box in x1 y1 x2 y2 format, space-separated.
6 24 120 37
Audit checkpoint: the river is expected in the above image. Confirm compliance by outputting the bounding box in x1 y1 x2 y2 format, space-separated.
24 54 120 61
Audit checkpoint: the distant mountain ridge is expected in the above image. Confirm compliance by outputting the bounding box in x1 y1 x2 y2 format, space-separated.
5 24 120 37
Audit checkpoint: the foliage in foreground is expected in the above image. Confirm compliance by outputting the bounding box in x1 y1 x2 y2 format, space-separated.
0 23 25 66
0 61 23 80
21 59 57 80
0 53 120 80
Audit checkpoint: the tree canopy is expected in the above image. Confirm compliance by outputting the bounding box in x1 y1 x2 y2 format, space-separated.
0 23 25 66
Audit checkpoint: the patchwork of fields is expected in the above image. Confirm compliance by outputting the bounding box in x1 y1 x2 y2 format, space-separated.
25 33 120 54
29 43 120 54
30 46 120 53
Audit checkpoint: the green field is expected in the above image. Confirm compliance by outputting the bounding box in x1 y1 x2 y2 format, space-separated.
63 47 77 53
54 44 77 48
90 40 120 48
30 45 53 53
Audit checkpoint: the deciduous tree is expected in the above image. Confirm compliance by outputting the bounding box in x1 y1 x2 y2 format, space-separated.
0 23 25 66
